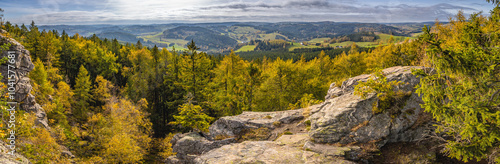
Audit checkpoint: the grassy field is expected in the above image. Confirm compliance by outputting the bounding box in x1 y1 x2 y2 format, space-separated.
138 32 189 50
378 34 412 43
329 41 378 47
288 42 322 51
411 32 424 37
307 38 330 43
258 33 289 40
235 45 256 52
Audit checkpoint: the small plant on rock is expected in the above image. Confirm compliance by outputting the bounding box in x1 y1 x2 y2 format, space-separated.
354 70 411 116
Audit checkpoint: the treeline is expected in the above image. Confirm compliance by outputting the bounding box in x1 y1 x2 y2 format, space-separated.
325 31 380 43
235 46 375 62
253 22 404 40
254 39 290 51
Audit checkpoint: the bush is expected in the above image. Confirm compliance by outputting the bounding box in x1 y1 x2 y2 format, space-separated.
354 70 410 116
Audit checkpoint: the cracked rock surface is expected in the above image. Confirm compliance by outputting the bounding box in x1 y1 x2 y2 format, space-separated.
195 141 354 164
310 66 429 146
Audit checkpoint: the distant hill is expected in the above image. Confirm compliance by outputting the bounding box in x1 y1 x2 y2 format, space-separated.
38 22 431 52
97 31 140 43
162 26 237 52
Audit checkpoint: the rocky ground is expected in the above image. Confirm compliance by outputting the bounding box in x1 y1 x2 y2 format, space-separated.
167 66 459 164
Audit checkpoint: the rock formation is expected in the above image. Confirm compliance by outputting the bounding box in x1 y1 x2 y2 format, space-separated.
0 30 48 129
0 30 52 163
309 66 430 145
168 66 436 164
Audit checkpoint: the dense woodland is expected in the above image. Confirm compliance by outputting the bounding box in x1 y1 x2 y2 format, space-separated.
0 2 499 163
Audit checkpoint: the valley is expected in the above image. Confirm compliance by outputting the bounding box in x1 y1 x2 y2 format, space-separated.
39 22 425 53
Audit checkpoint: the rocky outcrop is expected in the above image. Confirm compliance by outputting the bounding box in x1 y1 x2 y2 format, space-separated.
0 30 53 163
209 109 304 138
168 132 236 163
309 66 430 147
168 66 434 164
0 30 48 129
195 141 355 164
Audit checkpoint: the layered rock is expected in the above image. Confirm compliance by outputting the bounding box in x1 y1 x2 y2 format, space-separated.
0 30 48 128
209 109 304 138
195 141 354 164
309 66 430 146
168 132 236 163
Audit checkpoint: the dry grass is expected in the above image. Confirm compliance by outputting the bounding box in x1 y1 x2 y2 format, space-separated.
214 134 232 140
238 127 271 142
273 121 281 127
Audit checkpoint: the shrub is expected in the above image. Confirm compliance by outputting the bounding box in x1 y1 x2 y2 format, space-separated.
354 70 410 116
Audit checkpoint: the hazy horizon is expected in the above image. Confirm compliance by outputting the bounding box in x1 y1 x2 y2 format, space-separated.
1 0 496 25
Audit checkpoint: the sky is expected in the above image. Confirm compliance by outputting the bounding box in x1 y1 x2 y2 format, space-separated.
0 0 496 25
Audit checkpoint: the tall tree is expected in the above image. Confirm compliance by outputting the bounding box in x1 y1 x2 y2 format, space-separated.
179 40 212 104
417 9 500 162
74 65 92 122
209 50 247 116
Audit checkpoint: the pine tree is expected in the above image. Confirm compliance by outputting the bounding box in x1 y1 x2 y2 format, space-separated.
179 40 212 104
416 8 500 162
170 101 214 132
74 65 92 122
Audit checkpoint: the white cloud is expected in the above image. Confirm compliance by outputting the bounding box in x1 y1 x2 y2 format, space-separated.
2 0 493 24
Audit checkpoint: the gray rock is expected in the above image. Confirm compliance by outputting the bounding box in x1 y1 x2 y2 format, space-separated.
60 145 75 158
171 132 236 163
310 66 430 147
209 109 304 138
195 141 355 164
303 141 360 157
0 140 31 164
0 30 48 129
166 156 183 164
275 133 309 147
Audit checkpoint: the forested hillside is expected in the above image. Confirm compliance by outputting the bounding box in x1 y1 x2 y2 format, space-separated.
33 22 422 53
0 1 499 163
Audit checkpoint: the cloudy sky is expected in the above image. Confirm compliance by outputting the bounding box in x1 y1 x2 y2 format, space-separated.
0 0 496 25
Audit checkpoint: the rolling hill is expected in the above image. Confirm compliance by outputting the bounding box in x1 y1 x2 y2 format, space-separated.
38 22 429 52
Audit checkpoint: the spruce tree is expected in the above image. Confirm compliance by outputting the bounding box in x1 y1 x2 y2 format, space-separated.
416 8 500 162
74 65 92 122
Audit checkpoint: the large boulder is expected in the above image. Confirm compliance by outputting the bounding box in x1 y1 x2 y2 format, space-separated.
309 66 430 147
209 109 304 138
0 30 48 129
194 141 355 164
169 132 236 163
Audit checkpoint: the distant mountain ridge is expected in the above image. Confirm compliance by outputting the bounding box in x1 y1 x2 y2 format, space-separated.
38 22 427 52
